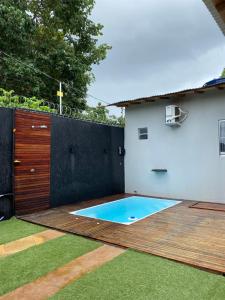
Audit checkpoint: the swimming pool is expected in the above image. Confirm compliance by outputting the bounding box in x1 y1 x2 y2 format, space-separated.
70 196 181 225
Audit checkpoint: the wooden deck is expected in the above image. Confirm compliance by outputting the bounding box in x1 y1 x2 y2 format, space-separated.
190 201 225 212
19 194 225 274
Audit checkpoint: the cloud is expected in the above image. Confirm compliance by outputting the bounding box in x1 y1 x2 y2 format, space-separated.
87 0 225 114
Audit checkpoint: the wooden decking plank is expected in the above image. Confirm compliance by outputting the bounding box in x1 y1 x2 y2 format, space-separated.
19 194 225 274
190 201 225 212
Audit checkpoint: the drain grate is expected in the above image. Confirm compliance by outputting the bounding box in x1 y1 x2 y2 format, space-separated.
128 216 138 221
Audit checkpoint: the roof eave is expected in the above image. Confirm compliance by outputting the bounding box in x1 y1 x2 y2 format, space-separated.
203 0 225 35
109 83 225 108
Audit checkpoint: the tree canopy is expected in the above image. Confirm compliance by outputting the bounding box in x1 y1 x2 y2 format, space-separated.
221 68 225 78
0 0 110 109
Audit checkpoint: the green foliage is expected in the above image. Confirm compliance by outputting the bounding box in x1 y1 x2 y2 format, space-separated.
0 88 54 112
0 2 40 95
75 103 125 126
0 0 111 109
221 68 225 78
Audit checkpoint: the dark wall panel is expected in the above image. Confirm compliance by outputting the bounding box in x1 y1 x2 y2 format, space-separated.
50 115 124 207
110 126 125 194
0 108 13 194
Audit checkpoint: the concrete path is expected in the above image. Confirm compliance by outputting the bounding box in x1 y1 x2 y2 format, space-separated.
0 230 65 257
1 244 125 300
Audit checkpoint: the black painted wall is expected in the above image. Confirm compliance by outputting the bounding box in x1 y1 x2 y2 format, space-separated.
110 126 125 194
0 108 13 195
0 108 13 218
50 115 124 207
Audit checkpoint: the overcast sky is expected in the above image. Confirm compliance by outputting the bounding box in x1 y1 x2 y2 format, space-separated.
87 0 225 115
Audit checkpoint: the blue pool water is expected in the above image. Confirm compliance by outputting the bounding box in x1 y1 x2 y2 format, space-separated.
70 196 181 225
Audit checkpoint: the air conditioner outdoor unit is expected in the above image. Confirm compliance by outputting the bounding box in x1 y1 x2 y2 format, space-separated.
166 105 180 126
165 105 188 126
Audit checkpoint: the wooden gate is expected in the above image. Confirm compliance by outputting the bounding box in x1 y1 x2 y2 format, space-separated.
14 110 51 215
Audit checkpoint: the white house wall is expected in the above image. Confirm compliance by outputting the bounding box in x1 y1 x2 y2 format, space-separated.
125 89 225 203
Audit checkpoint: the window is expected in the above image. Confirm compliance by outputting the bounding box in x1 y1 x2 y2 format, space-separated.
138 127 148 140
219 120 225 155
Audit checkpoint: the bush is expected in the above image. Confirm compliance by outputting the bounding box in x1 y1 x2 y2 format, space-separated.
0 88 55 112
73 103 125 127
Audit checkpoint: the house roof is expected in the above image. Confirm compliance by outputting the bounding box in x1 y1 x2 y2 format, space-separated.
203 0 225 35
109 82 225 107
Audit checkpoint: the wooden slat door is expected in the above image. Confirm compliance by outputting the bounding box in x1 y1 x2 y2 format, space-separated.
14 110 51 215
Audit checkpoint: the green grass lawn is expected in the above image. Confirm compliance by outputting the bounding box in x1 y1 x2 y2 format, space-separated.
0 234 100 296
52 250 225 300
2 218 225 299
0 217 45 244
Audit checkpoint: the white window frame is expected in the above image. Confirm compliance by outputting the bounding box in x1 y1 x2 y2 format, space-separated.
219 120 225 155
138 127 148 140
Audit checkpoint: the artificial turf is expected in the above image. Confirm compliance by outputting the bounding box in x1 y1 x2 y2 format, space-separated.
0 217 44 244
52 250 225 300
0 234 100 296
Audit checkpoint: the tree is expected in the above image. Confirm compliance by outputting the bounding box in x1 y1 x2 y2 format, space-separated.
0 87 54 112
221 68 225 78
0 0 110 110
75 103 125 126
0 2 40 96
